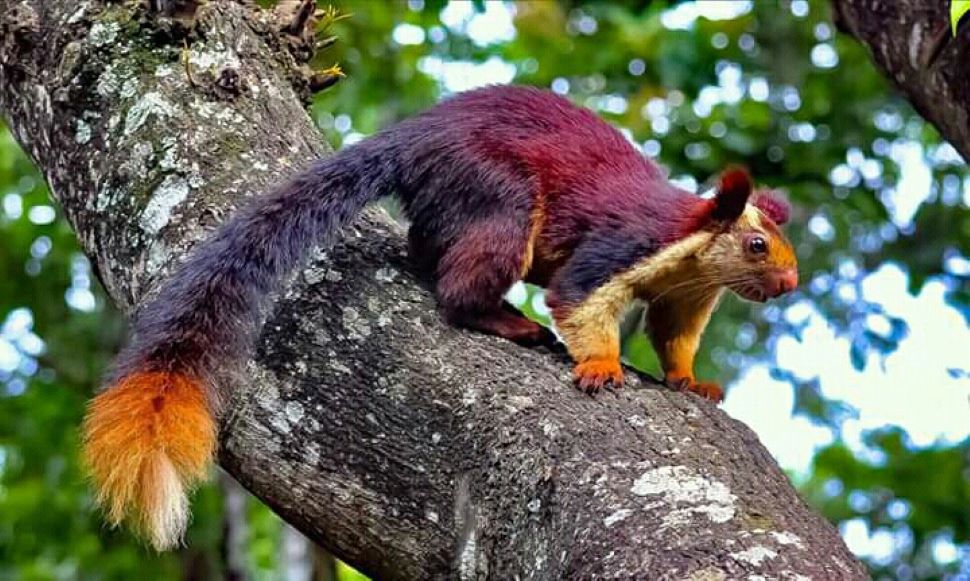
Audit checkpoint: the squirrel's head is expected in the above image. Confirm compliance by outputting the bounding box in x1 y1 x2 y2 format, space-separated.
700 168 798 303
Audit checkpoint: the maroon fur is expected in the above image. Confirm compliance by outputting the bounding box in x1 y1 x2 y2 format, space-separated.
752 189 791 225
711 167 753 223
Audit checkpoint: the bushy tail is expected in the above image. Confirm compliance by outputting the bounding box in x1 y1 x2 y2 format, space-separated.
82 372 213 550
82 138 396 549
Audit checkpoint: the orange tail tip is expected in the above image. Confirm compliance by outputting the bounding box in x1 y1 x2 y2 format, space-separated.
81 371 216 550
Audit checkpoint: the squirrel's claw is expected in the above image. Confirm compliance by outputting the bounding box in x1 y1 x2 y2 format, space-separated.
668 376 723 403
573 359 624 395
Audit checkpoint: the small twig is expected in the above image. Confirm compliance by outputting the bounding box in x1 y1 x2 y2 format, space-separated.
316 35 338 51
308 63 345 93
181 40 196 86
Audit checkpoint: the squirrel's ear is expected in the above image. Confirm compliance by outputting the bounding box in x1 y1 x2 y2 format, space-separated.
711 167 752 223
752 189 791 225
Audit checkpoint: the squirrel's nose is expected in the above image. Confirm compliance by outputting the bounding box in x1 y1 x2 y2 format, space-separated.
767 268 798 298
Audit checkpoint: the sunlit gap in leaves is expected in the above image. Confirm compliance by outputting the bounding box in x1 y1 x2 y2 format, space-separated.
841 514 964 571
410 0 517 95
724 264 970 465
0 309 44 397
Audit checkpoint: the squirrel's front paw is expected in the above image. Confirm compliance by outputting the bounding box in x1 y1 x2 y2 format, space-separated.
667 376 723 403
573 359 624 395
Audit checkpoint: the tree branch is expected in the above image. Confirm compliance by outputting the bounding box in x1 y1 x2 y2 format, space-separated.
833 0 970 159
0 1 866 578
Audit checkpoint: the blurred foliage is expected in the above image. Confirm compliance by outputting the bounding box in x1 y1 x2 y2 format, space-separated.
1 0 968 579
803 430 970 579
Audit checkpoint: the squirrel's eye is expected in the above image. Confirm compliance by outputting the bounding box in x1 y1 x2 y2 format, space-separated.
748 236 768 254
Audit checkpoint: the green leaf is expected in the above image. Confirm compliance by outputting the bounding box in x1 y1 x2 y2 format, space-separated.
952 0 970 34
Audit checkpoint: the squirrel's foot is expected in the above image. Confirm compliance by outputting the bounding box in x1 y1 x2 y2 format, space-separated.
687 381 724 403
573 358 623 395
668 376 723 403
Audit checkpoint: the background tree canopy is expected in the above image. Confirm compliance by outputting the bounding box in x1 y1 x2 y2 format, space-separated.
0 0 967 579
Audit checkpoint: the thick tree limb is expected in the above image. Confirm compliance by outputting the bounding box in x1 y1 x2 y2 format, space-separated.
0 1 866 578
833 0 970 160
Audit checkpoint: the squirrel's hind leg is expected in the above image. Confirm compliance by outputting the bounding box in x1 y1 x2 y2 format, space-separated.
431 214 553 346
447 303 554 346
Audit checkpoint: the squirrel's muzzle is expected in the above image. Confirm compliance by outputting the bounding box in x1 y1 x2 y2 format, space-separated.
765 268 798 298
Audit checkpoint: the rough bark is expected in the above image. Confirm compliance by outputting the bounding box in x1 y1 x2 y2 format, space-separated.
0 1 866 579
832 0 970 160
